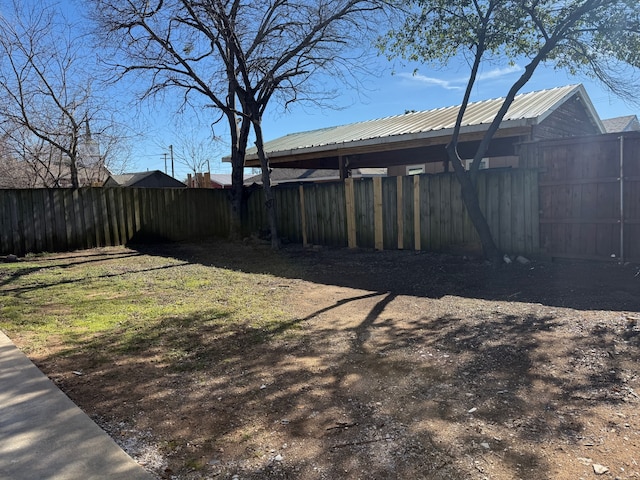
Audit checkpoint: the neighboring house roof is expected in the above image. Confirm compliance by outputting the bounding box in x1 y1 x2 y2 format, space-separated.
186 172 256 188
237 84 603 169
103 170 186 188
208 174 233 187
207 174 256 186
245 168 387 186
602 115 640 133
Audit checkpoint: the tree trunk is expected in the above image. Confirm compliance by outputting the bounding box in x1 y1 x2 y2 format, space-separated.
446 145 501 265
227 113 251 241
251 117 280 249
69 157 79 189
68 137 79 188
228 163 243 241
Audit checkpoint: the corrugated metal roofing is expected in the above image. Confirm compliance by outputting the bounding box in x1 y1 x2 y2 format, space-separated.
251 84 602 159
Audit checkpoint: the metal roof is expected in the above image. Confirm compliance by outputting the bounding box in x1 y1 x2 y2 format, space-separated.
247 84 603 160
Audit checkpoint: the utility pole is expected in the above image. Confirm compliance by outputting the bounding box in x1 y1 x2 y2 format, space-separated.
163 153 168 174
169 144 174 178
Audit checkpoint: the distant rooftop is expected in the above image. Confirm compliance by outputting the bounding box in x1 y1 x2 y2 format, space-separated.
105 170 186 188
601 115 640 133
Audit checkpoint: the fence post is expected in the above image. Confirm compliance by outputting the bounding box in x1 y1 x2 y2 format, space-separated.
373 177 383 250
345 178 357 248
396 176 404 249
618 135 625 263
299 185 308 247
413 175 421 251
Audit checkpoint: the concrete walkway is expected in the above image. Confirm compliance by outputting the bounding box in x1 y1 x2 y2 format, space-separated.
0 331 156 480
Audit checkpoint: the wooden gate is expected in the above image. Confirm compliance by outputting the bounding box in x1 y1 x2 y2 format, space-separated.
521 132 640 262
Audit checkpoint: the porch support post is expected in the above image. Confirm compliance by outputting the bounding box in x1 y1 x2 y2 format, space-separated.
339 155 348 180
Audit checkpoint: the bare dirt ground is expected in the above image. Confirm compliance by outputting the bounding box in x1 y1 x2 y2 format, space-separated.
25 242 640 479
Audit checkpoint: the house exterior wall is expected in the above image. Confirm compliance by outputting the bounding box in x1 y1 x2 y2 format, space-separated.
0 157 108 188
533 97 601 139
103 177 120 187
388 156 519 176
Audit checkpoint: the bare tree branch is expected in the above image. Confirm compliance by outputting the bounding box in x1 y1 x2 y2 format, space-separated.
0 0 128 188
90 0 389 243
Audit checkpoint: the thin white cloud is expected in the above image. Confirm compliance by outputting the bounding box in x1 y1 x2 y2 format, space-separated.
476 65 524 81
397 72 464 90
398 65 523 90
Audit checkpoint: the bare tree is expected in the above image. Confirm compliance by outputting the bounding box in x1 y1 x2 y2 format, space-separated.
383 0 640 263
207 0 386 247
0 1 127 188
89 0 387 246
169 125 227 185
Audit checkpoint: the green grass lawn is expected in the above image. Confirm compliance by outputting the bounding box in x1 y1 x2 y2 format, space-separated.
0 246 296 368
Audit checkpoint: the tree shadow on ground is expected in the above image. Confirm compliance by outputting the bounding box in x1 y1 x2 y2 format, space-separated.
0 250 146 290
42 293 463 478
41 279 640 479
132 241 640 312
7 241 638 478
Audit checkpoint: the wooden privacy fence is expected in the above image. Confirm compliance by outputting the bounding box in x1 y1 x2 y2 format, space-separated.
0 169 540 257
247 168 540 255
520 131 640 262
4 135 637 262
0 187 230 256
